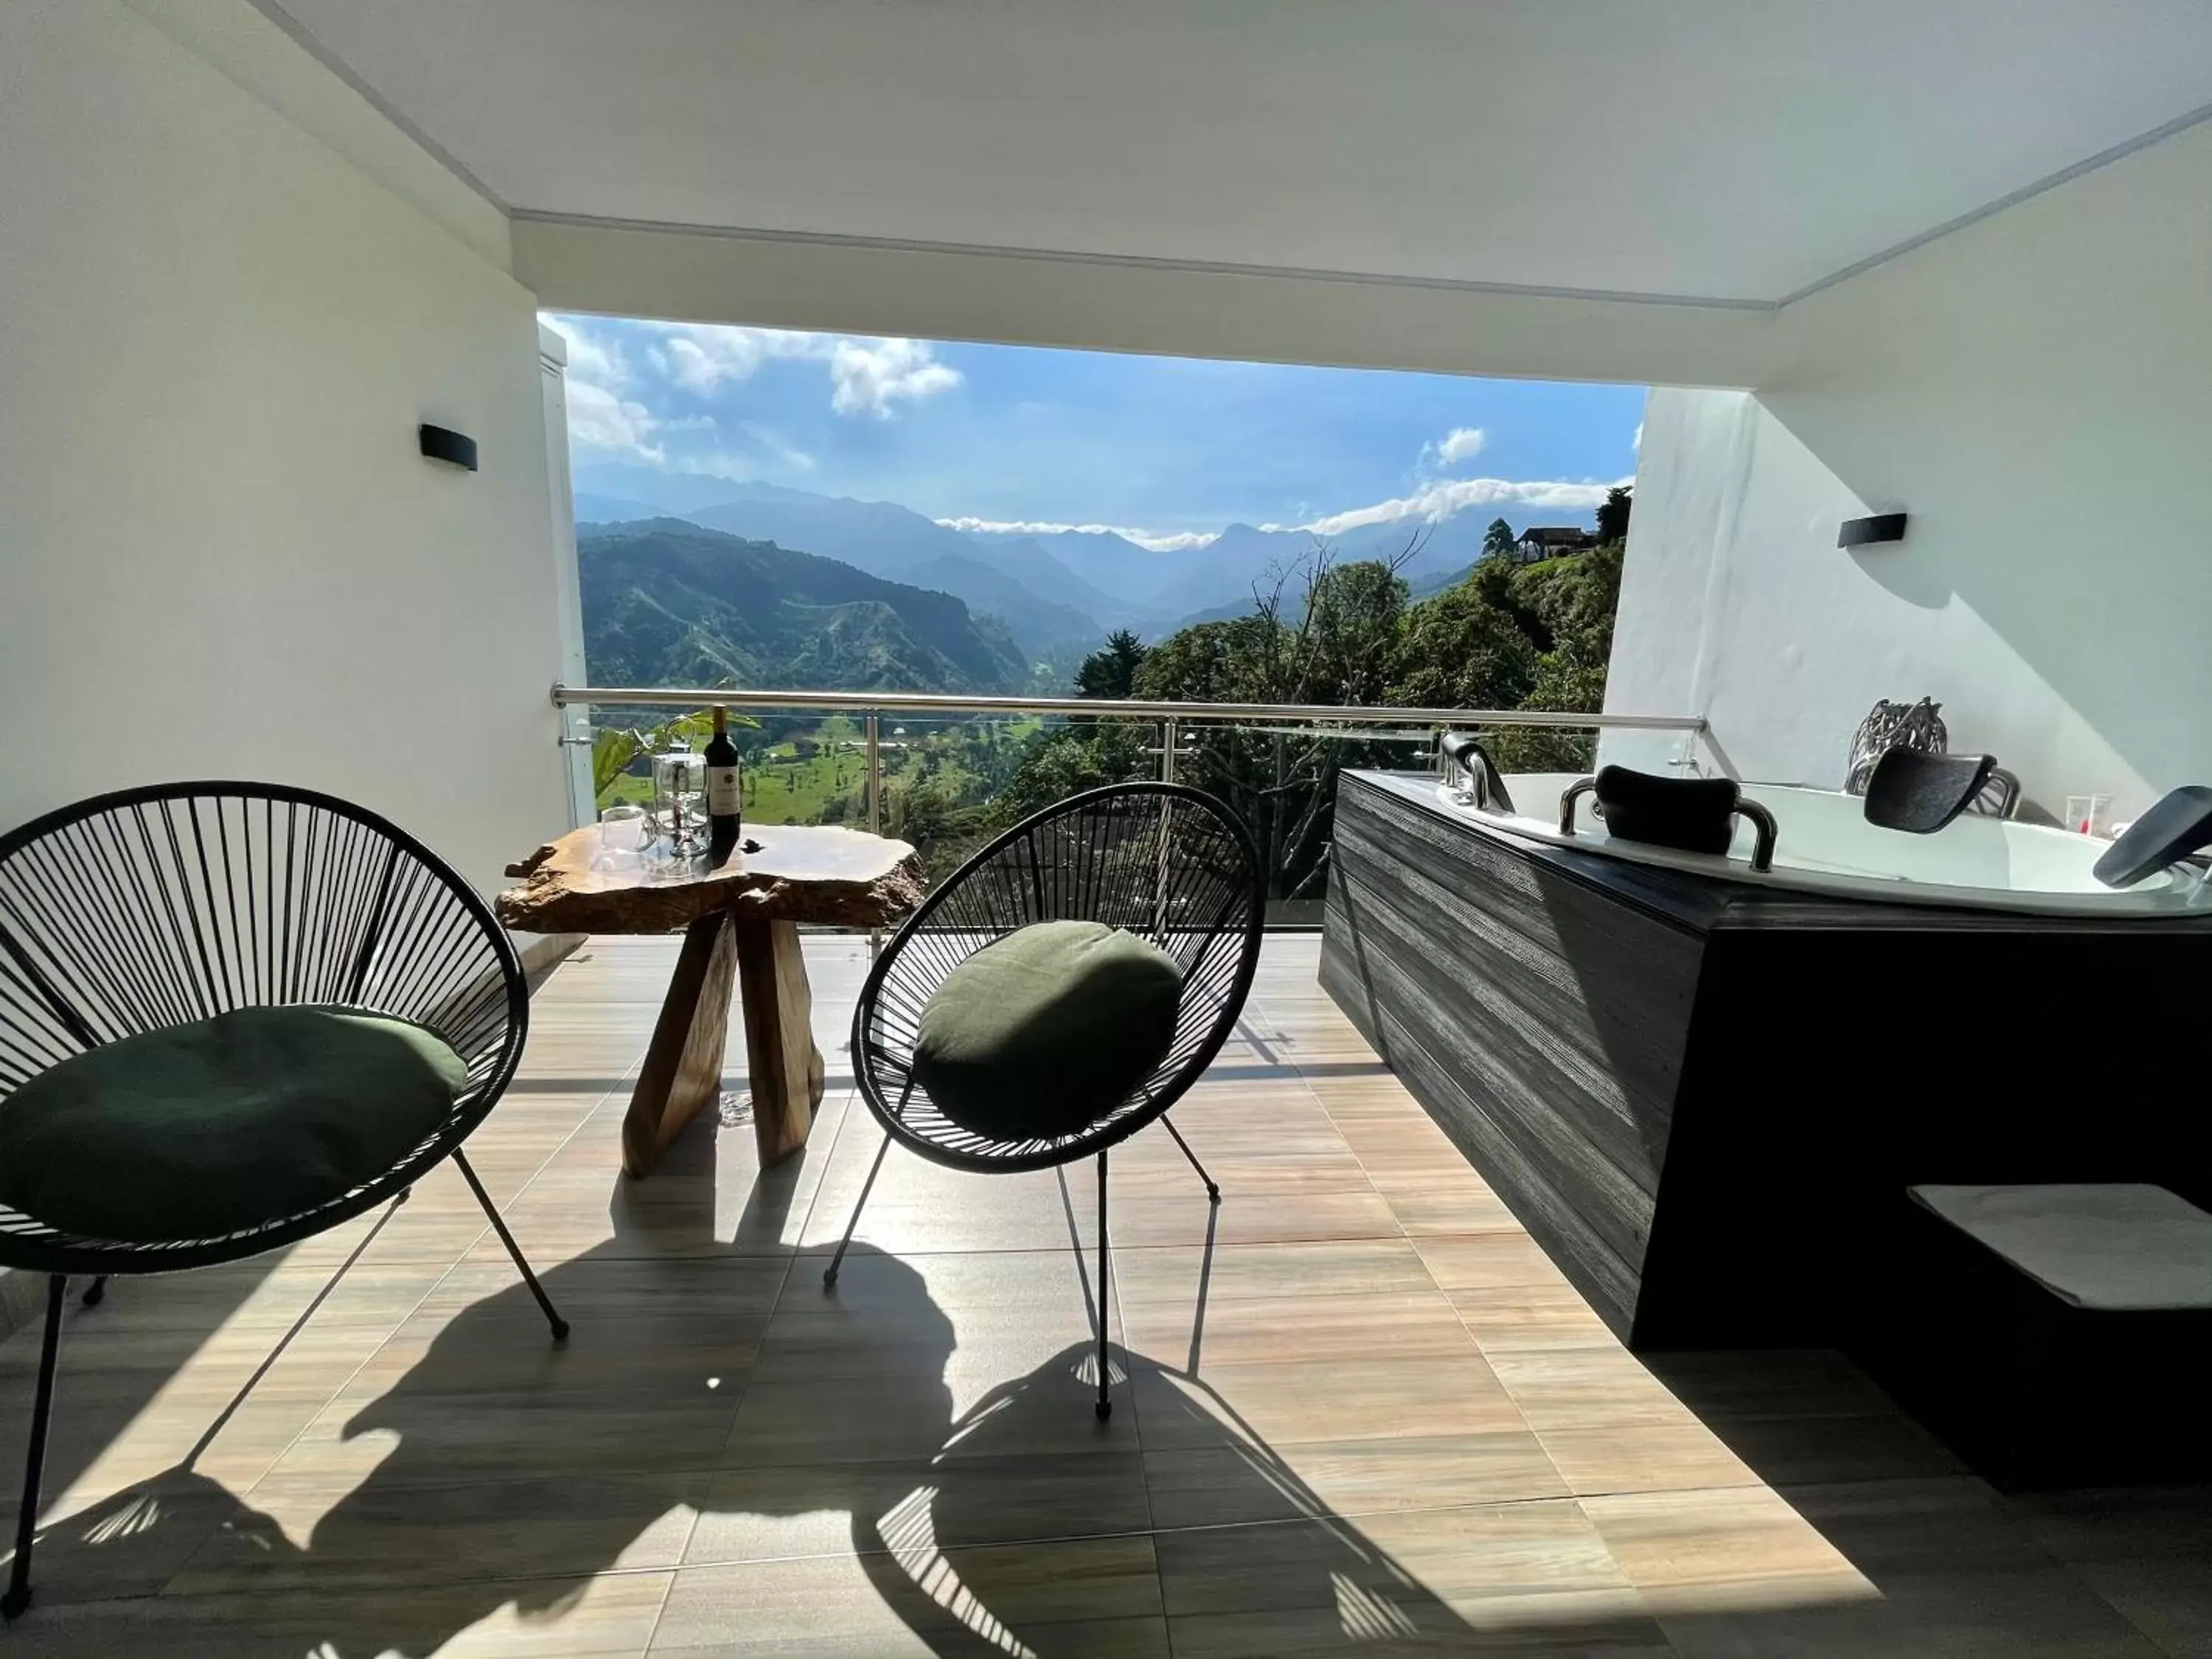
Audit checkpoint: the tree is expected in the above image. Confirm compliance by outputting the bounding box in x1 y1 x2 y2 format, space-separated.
1482 517 1517 559
995 721 1151 824
1075 629 1148 700
1389 582 1543 712
1131 546 1416 902
1596 485 1632 544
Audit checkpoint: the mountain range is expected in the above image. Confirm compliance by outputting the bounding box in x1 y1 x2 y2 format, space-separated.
572 462 1586 664
578 519 1027 692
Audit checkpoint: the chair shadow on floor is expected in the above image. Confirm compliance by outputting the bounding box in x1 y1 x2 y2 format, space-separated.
41 1106 2194 1658
12 1116 1557 1658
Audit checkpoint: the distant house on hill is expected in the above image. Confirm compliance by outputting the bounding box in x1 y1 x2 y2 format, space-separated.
1513 526 1597 563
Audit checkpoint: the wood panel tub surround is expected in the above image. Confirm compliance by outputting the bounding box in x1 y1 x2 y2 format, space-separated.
1321 771 2212 1349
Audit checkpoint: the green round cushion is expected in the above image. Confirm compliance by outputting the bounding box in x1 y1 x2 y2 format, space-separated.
0 1005 469 1243
912 919 1184 1142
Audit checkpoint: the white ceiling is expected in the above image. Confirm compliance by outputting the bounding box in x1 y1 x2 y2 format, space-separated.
266 0 2212 305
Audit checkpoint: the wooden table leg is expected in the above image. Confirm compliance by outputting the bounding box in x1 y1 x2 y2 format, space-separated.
622 913 737 1178
733 916 825 1166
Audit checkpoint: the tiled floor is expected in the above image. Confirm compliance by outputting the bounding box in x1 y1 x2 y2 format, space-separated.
1 935 2208 1655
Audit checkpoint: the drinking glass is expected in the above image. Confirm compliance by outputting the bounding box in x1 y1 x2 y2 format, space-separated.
2064 794 2112 836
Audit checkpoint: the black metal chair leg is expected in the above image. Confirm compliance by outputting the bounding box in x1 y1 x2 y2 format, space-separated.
1160 1114 1220 1203
79 1277 106 1310
1095 1149 1113 1422
824 1133 892 1289
4 1276 66 1619
453 1150 568 1341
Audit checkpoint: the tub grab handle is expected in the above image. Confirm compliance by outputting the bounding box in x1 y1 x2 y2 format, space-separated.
1735 801 1779 874
1558 779 1596 836
1559 779 1779 874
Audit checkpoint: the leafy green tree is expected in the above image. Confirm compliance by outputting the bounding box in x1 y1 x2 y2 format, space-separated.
1388 582 1543 712
995 721 1152 824
1482 517 1517 559
1596 485 1633 544
1075 629 1149 700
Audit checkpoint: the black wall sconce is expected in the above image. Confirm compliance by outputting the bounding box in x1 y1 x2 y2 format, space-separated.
1838 512 1907 549
419 423 479 472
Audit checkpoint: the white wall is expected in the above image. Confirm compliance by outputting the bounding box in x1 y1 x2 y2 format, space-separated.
0 0 571 894
516 218 1773 391
1604 119 2212 821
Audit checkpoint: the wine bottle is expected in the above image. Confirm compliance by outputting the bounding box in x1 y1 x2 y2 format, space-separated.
705 706 742 863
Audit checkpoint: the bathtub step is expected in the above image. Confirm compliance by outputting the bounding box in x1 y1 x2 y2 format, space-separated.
1868 1183 2212 1488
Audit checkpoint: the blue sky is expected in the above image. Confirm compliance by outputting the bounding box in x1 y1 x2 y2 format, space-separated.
548 314 1644 551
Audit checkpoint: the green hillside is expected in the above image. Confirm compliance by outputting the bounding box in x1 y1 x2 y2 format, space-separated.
579 519 1029 692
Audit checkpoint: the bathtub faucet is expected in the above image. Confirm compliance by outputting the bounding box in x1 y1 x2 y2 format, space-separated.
1439 732 1516 815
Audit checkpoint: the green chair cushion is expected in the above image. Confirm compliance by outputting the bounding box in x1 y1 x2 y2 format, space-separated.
913 919 1184 1142
0 1005 469 1244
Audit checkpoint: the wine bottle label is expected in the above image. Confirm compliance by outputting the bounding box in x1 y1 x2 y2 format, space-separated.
706 767 742 815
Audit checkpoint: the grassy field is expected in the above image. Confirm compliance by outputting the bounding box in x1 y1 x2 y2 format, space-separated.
597 715 1043 828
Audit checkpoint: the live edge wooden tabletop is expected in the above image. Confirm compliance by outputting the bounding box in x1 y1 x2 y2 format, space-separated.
497 822 925 1177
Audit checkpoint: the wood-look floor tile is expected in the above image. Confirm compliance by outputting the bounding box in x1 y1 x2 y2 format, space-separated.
1637 1350 1900 1422
1675 1411 1966 1487
1767 1477 2059 1579
1105 1185 1404 1248
752 1298 1105 1387
1121 1288 1475 1370
1414 1234 1577 1292
1449 1282 1617 1352
171 1468 706 1592
2070 1557 2212 1658
721 1348 1133 1470
785 1245 1102 1317
686 1450 1152 1564
1142 1431 1566 1529
1486 1345 1700 1433
1155 1498 1630 1621
1656 1566 2166 1657
0 1567 672 1658
1164 1601 1672 1658
1110 1238 1437 1307
1534 1420 1761 1496
650 1538 1166 1655
2020 1486 2212 1567
422 1253 793 1325
6 937 2188 1657
1132 1354 1525 1451
1369 1175 1526 1237
1582 1486 1872 1610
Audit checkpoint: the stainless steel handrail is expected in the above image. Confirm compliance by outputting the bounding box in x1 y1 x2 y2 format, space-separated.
550 683 1707 733
555 683 1709 876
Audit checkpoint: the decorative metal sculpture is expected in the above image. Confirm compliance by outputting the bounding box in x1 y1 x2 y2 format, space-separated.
1845 697 1950 796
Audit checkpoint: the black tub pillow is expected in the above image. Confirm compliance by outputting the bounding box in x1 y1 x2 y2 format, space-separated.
1593 765 1742 856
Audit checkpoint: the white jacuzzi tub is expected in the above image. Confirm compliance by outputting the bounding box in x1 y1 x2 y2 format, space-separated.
1438 773 2211 918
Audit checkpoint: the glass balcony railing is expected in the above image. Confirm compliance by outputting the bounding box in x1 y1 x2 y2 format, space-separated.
556 686 1708 925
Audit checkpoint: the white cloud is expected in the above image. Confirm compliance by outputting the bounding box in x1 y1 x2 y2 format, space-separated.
1263 476 1624 538
544 316 630 390
649 325 825 394
563 378 665 462
1422 426 1487 469
631 322 961 420
937 516 1217 554
830 338 962 419
1632 421 1644 455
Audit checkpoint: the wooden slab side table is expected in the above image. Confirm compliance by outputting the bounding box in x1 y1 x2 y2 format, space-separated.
497 823 925 1177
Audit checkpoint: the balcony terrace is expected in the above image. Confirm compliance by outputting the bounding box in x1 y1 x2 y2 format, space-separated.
1 932 2205 1658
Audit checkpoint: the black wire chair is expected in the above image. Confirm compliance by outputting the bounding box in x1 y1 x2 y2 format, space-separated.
824 782 1266 1419
0 782 567 1616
